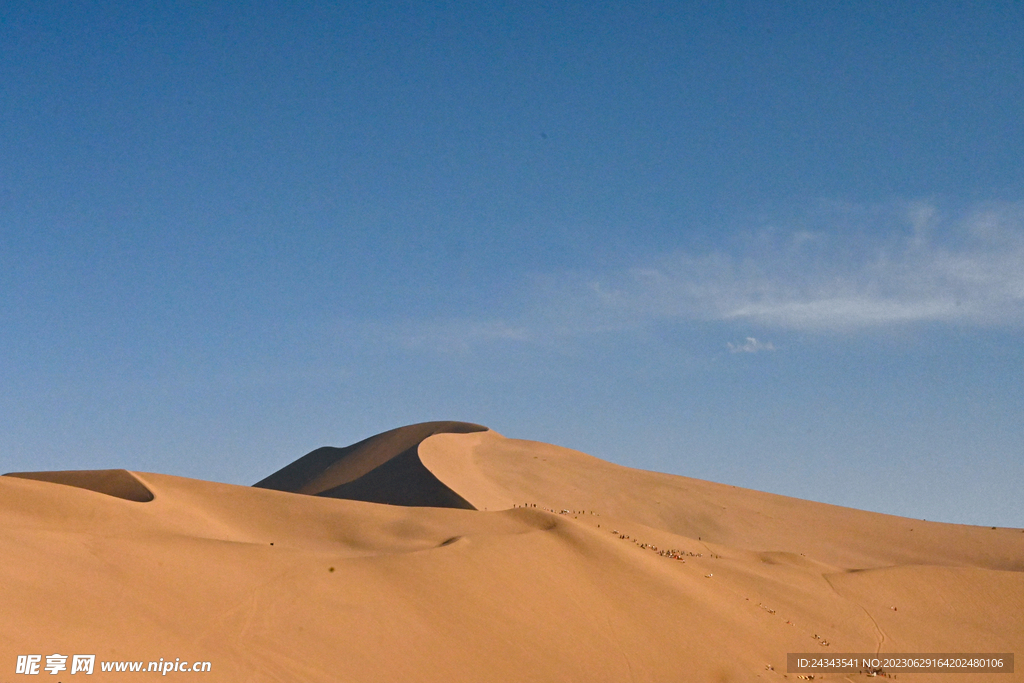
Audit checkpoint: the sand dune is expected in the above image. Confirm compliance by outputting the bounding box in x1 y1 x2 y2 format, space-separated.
5 468 154 502
2 423 1021 682
254 421 486 508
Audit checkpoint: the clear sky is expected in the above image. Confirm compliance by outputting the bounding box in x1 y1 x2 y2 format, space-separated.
2 1 1022 527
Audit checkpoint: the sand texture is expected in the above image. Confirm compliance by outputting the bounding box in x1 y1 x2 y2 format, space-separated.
3 423 1021 682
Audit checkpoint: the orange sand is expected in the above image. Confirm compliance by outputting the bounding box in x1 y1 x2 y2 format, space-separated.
3 422 1021 681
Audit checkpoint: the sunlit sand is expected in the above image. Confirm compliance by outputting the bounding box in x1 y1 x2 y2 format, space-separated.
3 422 1021 681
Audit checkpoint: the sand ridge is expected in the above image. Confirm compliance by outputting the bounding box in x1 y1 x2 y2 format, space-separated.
5 468 154 502
417 430 1024 572
254 421 486 508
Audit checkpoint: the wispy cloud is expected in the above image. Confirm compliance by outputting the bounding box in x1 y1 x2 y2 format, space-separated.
727 337 775 353
571 201 1024 332
386 201 1024 349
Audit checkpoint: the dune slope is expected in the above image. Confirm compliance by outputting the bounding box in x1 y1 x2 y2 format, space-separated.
5 468 154 502
253 421 486 508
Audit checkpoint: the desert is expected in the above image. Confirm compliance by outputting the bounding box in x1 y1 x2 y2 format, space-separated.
6 2 1024 681
2 421 1020 682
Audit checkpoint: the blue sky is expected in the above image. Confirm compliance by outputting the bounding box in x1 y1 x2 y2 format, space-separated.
2 1 1022 527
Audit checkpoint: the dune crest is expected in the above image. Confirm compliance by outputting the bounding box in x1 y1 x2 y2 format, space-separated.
4 468 154 502
254 421 486 508
281 426 1023 572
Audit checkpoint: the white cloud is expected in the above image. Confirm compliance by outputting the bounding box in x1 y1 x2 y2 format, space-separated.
387 201 1024 349
727 337 775 353
575 201 1024 332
